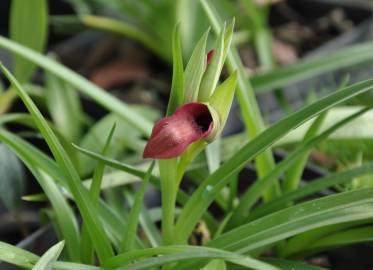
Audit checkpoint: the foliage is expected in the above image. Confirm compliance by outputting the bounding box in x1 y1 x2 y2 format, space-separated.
0 1 373 270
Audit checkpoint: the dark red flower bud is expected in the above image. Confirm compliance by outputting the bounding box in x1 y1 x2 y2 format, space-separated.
143 102 213 159
207 50 215 65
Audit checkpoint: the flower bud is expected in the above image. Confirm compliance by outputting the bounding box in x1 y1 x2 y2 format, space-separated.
143 102 214 159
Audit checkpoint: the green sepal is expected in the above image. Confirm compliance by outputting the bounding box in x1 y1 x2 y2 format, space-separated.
167 24 184 116
198 19 235 102
183 29 210 103
207 71 238 138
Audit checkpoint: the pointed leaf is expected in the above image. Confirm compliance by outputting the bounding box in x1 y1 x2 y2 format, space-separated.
0 143 25 210
45 68 83 142
0 63 114 262
33 241 64 270
120 161 155 252
184 29 210 102
167 25 184 115
0 241 38 268
0 37 153 135
10 0 48 83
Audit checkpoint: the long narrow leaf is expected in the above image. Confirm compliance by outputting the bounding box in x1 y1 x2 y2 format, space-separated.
252 42 373 93
209 190 373 253
0 37 152 135
33 241 64 270
10 0 48 82
0 130 80 261
228 108 368 227
121 161 155 251
0 63 114 262
249 162 373 221
175 78 373 243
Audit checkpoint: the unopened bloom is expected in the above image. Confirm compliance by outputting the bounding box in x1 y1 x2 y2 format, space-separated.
143 102 213 159
143 21 236 160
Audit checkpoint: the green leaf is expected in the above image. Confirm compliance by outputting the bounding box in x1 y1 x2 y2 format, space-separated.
33 241 64 270
77 108 153 176
45 68 82 142
53 261 103 270
22 193 48 202
81 15 168 61
124 190 162 248
106 245 279 270
0 143 25 210
0 36 153 135
249 162 373 221
175 78 373 243
251 42 373 94
0 63 114 263
262 258 329 270
0 241 39 268
0 130 81 261
121 161 155 252
303 225 373 254
81 123 116 264
206 138 221 173
228 108 368 228
167 25 184 116
201 259 226 270
183 29 209 102
277 106 373 145
282 112 327 192
209 189 373 253
10 0 48 83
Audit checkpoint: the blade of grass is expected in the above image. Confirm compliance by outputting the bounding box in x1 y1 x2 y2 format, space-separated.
280 219 373 258
0 63 114 263
124 190 162 247
201 0 281 201
0 37 152 135
228 108 367 228
249 162 373 221
45 69 83 142
201 259 226 270
106 245 279 270
0 129 81 261
174 78 373 243
166 25 184 116
282 112 327 192
81 123 116 264
251 42 373 94
0 241 39 268
33 241 64 270
303 225 373 255
262 258 329 270
120 161 155 252
0 128 139 255
208 191 373 253
81 15 168 61
10 0 48 83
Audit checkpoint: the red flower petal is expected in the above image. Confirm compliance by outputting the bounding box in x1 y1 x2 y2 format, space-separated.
207 50 215 65
143 103 213 159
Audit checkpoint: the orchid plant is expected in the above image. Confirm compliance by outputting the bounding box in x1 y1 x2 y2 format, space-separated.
2 0 373 270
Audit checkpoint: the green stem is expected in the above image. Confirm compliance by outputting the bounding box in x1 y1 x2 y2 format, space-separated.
159 159 178 245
